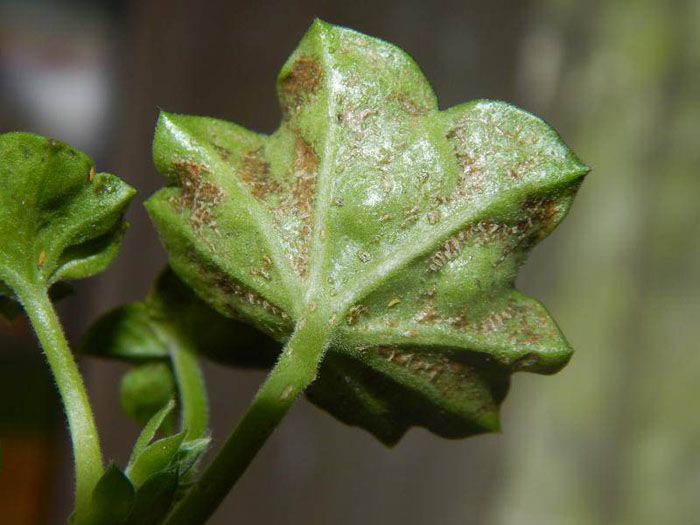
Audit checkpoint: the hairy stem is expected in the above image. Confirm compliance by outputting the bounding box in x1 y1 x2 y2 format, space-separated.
21 287 103 519
164 309 332 525
168 332 209 439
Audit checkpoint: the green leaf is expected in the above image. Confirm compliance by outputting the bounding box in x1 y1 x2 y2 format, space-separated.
174 437 211 478
126 431 186 487
120 363 177 427
81 303 170 361
0 132 135 309
128 400 176 466
80 268 278 367
85 464 135 525
82 269 230 443
146 21 588 444
126 469 179 525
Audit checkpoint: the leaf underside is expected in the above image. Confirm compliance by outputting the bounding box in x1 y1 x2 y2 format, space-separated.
145 20 588 444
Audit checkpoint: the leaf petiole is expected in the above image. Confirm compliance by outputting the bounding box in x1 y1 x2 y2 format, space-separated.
165 330 209 440
164 307 332 524
20 286 104 521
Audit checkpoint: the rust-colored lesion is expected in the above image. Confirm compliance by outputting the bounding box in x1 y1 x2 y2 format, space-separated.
346 304 369 326
293 135 319 174
279 57 323 116
446 127 481 175
374 346 478 389
387 92 429 116
170 159 225 237
238 147 282 202
194 259 292 329
213 274 291 322
236 134 320 280
425 192 567 274
450 296 556 350
520 195 565 240
213 144 231 161
279 135 319 278
291 137 318 224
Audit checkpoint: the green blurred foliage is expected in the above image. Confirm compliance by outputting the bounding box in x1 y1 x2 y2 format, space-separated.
488 1 700 523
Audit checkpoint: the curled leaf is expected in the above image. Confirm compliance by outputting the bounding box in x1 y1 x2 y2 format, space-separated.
145 21 587 444
0 133 134 310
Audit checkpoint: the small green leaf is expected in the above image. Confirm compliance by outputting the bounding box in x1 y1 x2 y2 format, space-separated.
0 133 134 310
120 363 177 427
128 400 176 467
82 269 219 441
126 469 179 525
174 437 211 478
126 431 186 487
85 463 135 525
81 303 170 361
81 268 277 367
145 21 588 444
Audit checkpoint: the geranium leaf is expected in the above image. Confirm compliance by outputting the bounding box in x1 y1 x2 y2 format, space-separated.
80 303 170 362
126 431 186 487
174 437 211 478
80 268 279 368
126 469 179 525
0 133 134 308
146 21 587 443
85 464 135 525
128 400 177 466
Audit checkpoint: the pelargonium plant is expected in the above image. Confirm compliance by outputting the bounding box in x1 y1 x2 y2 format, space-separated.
0 20 587 524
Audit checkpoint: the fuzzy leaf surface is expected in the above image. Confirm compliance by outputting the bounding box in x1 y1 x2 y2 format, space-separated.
146 21 588 444
80 268 278 367
85 464 135 525
0 133 134 307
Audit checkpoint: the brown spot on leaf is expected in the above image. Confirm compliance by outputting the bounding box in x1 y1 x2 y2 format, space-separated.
211 271 291 323
387 92 429 116
293 136 319 175
239 148 280 201
346 304 369 326
415 305 438 324
170 160 224 238
213 144 231 160
374 346 480 392
278 136 318 278
280 57 322 116
426 194 566 274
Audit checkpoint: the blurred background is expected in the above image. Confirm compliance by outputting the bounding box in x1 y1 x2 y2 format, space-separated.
1 0 699 523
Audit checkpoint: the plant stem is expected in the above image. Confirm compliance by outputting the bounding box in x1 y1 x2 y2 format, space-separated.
21 287 103 519
164 309 332 525
168 332 209 440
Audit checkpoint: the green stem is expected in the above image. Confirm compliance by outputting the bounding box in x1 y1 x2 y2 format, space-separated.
21 287 103 519
164 309 332 525
168 332 209 439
